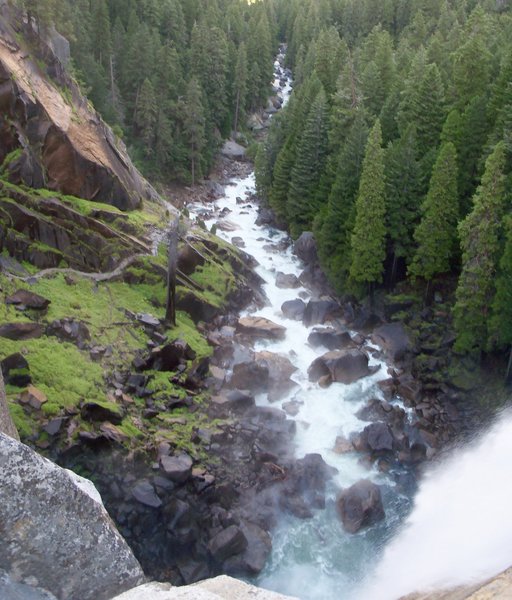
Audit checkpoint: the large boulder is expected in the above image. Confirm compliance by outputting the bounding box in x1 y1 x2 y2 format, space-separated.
236 316 286 341
294 232 317 264
281 299 306 321
275 272 300 289
302 300 343 327
208 525 248 563
0 432 144 599
308 349 373 385
220 140 246 160
307 327 353 351
255 351 298 401
372 322 412 362
231 361 269 393
336 479 385 533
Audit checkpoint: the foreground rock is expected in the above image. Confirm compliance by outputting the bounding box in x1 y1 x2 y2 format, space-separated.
308 348 374 385
0 433 144 599
337 479 385 533
111 575 298 599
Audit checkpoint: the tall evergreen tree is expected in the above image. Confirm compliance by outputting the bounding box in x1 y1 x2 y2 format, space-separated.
385 125 422 275
232 42 248 135
316 113 369 292
181 78 207 185
489 215 512 359
409 142 459 282
349 120 387 292
286 88 329 237
453 142 507 354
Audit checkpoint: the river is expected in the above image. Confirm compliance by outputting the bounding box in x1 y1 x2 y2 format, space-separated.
186 51 511 600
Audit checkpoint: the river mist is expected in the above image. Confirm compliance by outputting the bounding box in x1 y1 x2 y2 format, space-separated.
360 408 512 599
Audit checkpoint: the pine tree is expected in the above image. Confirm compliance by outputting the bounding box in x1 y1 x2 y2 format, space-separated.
316 113 369 292
453 142 507 354
489 215 512 357
409 142 459 282
385 125 422 273
233 42 248 135
349 120 387 292
286 88 329 237
135 78 158 158
181 78 206 185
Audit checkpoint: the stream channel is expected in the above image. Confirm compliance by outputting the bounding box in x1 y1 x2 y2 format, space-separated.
186 50 416 600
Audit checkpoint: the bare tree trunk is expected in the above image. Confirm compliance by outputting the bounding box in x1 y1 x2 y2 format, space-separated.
233 88 240 136
165 217 179 326
0 369 20 441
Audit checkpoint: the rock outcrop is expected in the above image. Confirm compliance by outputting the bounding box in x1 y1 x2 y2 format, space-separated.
0 432 145 600
111 575 298 599
0 7 158 210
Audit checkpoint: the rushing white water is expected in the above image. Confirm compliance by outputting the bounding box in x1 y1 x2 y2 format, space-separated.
360 410 512 599
188 171 413 600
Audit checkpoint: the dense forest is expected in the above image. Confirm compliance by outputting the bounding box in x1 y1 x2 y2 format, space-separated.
254 0 512 359
14 0 512 360
15 0 278 182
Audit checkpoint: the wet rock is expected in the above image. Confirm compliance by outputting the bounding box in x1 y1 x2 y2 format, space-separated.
0 322 44 340
143 339 196 371
159 453 193 483
132 480 162 508
236 316 286 341
372 322 412 362
363 422 394 452
5 289 50 310
221 140 246 160
208 525 248 562
294 232 317 264
336 479 385 533
216 219 239 232
223 520 272 576
255 351 298 401
47 318 90 347
302 300 342 327
1 352 31 386
81 400 124 425
308 349 372 385
281 299 306 321
211 389 255 410
0 433 144 599
307 327 353 351
231 361 269 393
333 435 354 454
19 385 47 410
255 208 275 226
275 272 300 289
397 374 422 404
231 236 245 248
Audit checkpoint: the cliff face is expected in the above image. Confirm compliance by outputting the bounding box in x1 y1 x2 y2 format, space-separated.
0 6 158 211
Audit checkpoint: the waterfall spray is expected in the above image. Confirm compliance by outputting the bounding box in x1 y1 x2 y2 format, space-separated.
360 409 512 599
